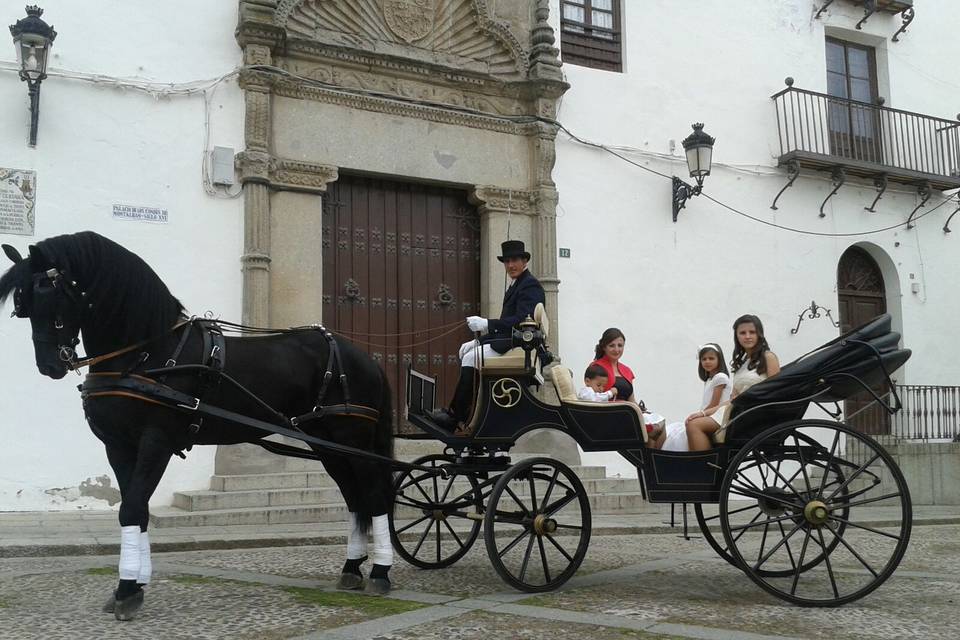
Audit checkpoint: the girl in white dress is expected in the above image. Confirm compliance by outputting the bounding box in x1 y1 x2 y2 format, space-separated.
656 343 730 451
686 314 780 451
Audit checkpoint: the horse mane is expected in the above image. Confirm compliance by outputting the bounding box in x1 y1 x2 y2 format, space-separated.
3 231 184 344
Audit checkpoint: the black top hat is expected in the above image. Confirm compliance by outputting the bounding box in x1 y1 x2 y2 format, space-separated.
497 240 531 262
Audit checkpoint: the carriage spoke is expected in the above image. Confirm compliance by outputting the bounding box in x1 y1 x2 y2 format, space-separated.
790 528 813 595
753 521 804 570
544 533 574 562
438 475 456 504
729 485 799 510
544 491 578 517
757 522 770 568
540 467 560 513
553 522 583 531
431 473 440 502
756 451 805 500
791 434 814 495
518 531 537 582
394 495 430 510
831 491 902 510
499 527 533 559
818 430 841 496
826 452 881 502
732 511 764 544
777 520 798 573
396 514 432 535
442 519 465 548
411 519 434 557
728 511 802 532
814 527 840 599
537 534 551 583
505 485 531 516
827 514 901 541
823 521 879 578
528 472 539 517
705 503 759 524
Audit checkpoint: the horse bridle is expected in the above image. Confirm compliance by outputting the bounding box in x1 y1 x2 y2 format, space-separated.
20 267 89 369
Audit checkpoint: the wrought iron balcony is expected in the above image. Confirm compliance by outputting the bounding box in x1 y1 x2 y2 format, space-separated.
773 84 960 194
893 384 960 442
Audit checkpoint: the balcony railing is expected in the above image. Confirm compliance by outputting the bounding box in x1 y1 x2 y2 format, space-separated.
773 85 960 191
892 385 960 442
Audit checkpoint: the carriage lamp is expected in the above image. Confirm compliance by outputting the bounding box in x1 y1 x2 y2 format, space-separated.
9 5 57 147
672 123 716 222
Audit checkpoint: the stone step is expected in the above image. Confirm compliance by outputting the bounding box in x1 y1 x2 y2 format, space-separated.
174 477 642 512
208 464 608 492
151 491 653 528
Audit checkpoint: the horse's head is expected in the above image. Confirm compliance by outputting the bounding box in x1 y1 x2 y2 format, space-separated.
1 243 86 379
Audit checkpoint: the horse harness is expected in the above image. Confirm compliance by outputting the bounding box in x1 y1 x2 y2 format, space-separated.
80 319 381 457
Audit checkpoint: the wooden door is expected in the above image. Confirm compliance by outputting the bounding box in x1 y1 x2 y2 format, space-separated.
322 175 480 434
837 246 889 435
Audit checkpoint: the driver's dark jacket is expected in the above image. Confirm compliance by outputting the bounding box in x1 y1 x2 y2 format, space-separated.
480 269 546 354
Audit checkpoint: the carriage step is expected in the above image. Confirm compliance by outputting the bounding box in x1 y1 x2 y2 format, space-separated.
208 465 607 493
173 477 640 512
152 488 655 527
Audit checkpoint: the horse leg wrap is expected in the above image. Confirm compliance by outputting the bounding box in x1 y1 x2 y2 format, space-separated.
118 525 141 581
371 514 392 567
137 531 152 585
346 512 368 560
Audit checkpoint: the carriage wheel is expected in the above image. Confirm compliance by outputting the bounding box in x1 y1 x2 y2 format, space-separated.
483 457 591 592
696 431 849 577
720 420 911 606
389 454 482 569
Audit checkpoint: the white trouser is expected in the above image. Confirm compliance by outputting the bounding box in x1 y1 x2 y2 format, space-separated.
459 339 501 369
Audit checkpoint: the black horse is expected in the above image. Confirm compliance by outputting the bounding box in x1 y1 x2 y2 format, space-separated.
0 231 396 620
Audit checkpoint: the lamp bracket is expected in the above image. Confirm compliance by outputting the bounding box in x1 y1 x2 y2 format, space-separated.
791 300 839 335
672 176 702 223
818 167 846 218
770 159 801 210
943 198 960 234
855 0 879 30
905 181 932 229
814 0 836 19
892 7 915 42
864 174 888 213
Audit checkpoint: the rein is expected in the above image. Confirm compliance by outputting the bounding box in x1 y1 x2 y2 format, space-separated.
67 319 191 371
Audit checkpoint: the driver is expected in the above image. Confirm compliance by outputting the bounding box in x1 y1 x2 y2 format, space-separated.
429 240 545 433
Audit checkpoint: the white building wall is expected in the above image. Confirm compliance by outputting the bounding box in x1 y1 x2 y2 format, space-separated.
0 1 244 510
551 0 959 477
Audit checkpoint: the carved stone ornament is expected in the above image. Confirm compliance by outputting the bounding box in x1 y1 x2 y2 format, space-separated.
383 0 435 43
470 187 539 215
236 152 338 194
274 0 527 77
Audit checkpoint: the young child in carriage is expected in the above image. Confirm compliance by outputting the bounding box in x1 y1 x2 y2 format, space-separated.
653 342 731 451
577 364 618 402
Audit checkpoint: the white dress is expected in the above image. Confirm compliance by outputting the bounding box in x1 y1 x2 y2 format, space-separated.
662 372 735 452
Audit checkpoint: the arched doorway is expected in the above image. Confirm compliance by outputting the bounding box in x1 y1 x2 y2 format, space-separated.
837 246 889 434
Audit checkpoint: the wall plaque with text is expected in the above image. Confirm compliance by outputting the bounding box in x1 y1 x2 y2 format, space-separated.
112 203 169 224
0 168 36 236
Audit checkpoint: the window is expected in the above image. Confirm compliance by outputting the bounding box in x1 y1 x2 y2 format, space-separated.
825 38 881 162
560 0 622 72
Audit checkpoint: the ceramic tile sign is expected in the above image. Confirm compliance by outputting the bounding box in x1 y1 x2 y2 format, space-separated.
112 203 169 224
0 168 37 236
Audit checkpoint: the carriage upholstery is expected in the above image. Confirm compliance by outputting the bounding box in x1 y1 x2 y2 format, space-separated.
716 314 911 444
479 303 549 375
547 365 649 443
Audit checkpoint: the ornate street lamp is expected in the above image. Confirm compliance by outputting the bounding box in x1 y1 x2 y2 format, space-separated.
672 123 716 222
9 5 57 147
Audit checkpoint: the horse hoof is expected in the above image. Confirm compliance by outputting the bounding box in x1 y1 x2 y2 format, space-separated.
364 578 391 596
102 590 117 613
336 573 364 591
113 590 144 621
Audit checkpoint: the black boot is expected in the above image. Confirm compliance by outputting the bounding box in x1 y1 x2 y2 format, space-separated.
428 367 476 431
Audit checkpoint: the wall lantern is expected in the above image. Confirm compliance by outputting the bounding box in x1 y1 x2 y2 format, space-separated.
9 5 57 147
672 123 715 222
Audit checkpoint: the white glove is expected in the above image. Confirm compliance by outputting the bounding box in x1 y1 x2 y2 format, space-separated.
466 316 488 333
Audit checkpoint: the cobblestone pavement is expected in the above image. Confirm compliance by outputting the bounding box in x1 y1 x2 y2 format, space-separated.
0 525 957 639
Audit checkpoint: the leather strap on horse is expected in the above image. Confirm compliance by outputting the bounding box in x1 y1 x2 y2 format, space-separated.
78 373 433 474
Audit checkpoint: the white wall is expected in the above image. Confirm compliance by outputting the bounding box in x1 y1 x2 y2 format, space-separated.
0 1 244 510
551 0 960 477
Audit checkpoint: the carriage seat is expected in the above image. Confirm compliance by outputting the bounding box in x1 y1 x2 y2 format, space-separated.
547 365 649 443
479 303 549 376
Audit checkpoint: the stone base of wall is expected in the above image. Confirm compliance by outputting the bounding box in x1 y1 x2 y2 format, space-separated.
884 441 960 505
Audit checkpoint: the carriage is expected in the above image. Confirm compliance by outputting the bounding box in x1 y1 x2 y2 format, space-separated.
393 305 913 607
1 232 912 617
